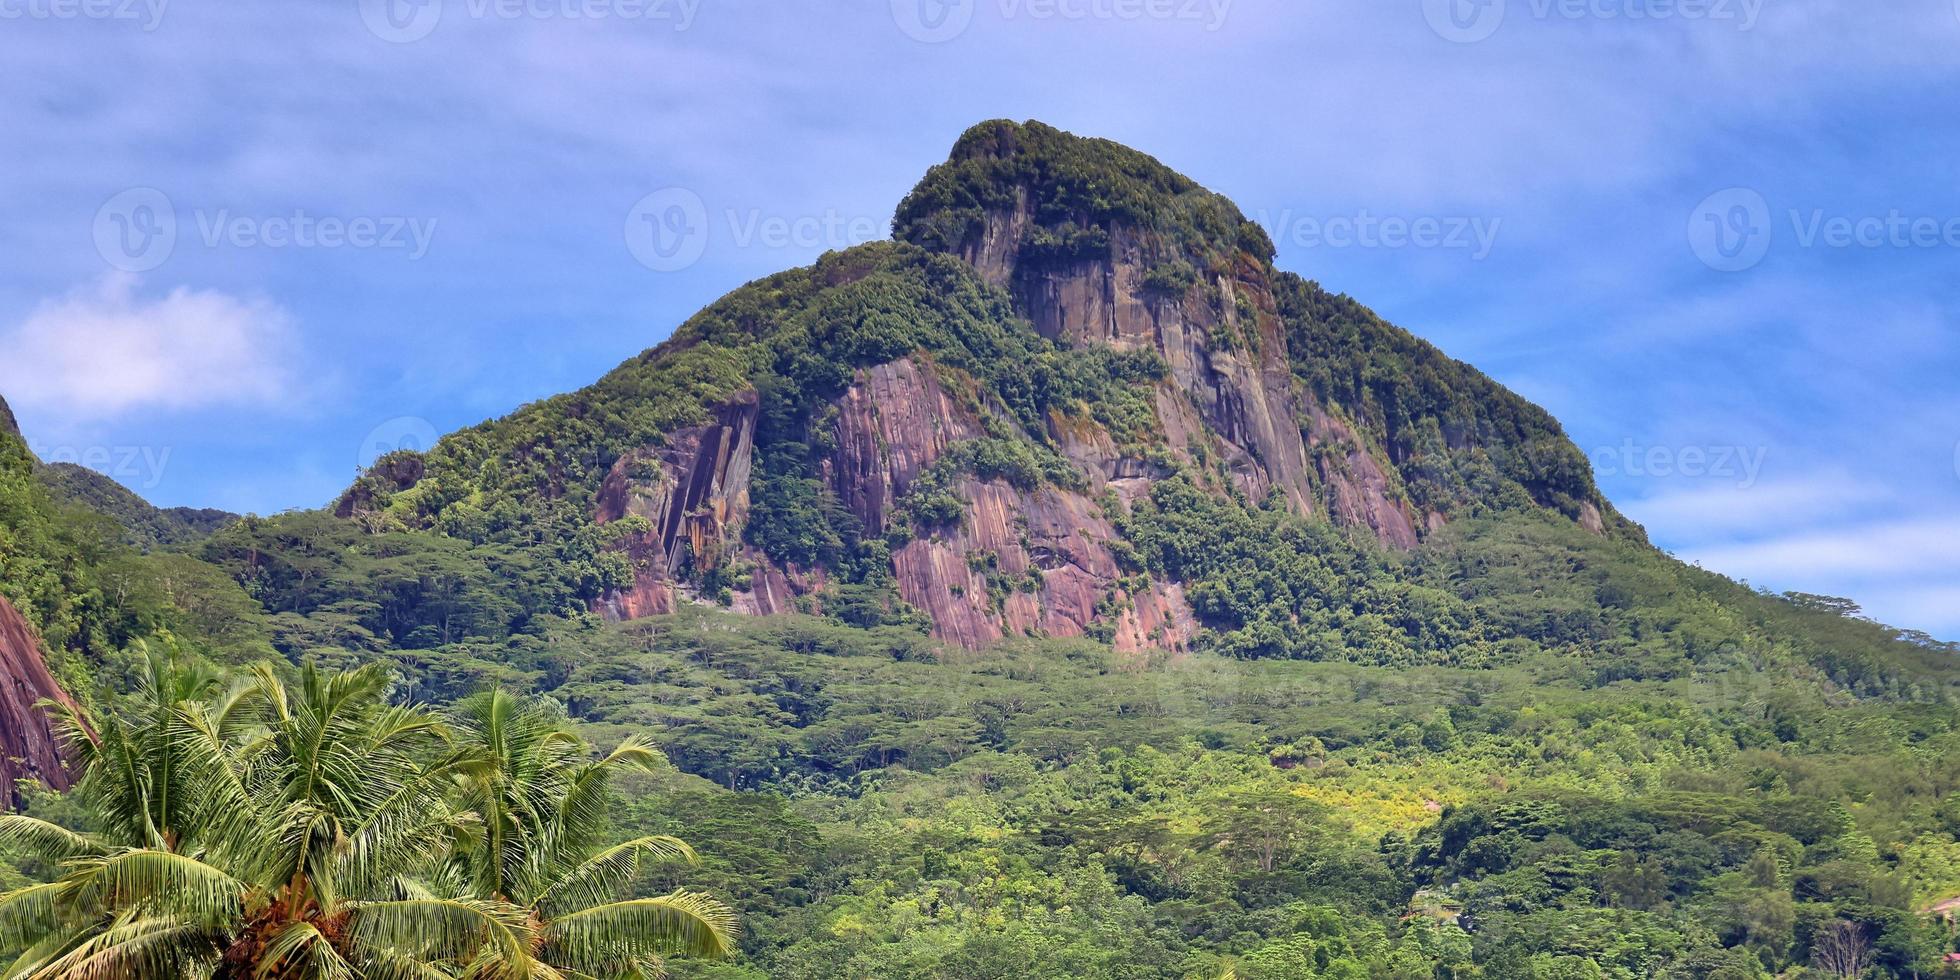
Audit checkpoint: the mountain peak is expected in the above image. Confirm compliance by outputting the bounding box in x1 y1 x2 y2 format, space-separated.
894 119 1274 284
0 393 18 442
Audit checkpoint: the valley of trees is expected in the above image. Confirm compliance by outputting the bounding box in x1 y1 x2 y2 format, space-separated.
7 423 1960 976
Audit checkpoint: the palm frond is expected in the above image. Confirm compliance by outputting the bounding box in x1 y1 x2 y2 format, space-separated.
23 913 220 980
0 818 109 863
63 850 244 925
348 897 531 980
0 882 71 952
256 921 356 980
534 837 697 918
541 891 737 968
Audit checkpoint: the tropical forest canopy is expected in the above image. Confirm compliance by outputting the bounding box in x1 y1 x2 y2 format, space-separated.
2 122 1959 978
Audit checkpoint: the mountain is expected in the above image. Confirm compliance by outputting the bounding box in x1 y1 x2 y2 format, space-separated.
7 122 1960 978
330 120 1635 655
33 462 236 552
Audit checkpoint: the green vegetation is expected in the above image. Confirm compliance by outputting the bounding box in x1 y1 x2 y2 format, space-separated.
33 463 234 552
0 650 734 978
1274 274 1617 531
3 120 1959 977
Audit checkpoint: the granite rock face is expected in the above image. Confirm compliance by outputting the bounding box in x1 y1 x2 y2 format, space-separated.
594 391 763 620
0 595 82 805
567 120 1620 650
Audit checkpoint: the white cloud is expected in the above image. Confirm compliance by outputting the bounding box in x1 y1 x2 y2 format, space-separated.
1686 515 1960 580
0 274 300 422
1623 473 1892 538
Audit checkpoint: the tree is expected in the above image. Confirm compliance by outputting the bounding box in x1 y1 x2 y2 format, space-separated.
0 652 736 979
1809 919 1871 978
444 690 739 976
0 653 494 979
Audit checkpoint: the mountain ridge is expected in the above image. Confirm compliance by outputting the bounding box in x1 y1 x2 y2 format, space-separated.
329 119 1636 651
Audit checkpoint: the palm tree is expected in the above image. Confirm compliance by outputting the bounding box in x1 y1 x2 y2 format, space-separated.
0 651 530 979
443 690 738 977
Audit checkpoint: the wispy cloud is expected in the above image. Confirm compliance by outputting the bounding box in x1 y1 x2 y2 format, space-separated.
0 274 301 423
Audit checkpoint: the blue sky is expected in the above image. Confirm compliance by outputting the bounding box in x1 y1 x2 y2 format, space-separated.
1 0 1956 637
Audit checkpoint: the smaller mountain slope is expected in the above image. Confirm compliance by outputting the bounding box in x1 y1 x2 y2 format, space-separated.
35 462 237 551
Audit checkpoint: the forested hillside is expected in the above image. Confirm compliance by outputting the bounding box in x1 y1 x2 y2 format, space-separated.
3 122 1958 978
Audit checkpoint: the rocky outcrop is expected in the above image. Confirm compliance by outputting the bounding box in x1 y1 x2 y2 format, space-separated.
333 453 427 519
956 208 1319 518
1306 408 1422 550
826 357 1196 652
0 393 18 441
0 595 81 804
593 391 761 619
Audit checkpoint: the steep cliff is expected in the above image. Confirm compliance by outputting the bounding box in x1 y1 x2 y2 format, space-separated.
0 595 80 804
0 394 16 442
341 120 1629 654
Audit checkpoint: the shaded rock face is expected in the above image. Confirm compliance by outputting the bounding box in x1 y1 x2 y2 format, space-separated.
0 596 81 804
826 358 1195 652
915 123 1443 555
1305 408 1422 550
333 453 427 519
590 365 1197 652
594 391 762 620
0 393 17 441
960 213 1320 518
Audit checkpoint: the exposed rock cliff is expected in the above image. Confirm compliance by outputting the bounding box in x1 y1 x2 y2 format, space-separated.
823 357 1194 651
0 595 81 804
359 120 1625 654
594 391 765 619
900 121 1319 517
0 394 17 442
